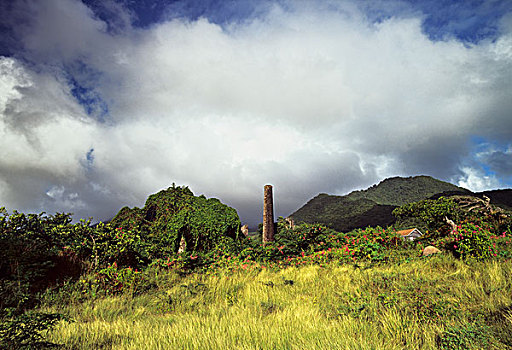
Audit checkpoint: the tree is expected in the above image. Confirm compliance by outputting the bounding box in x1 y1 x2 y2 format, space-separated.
392 197 462 236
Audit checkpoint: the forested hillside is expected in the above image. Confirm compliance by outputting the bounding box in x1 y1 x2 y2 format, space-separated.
346 175 469 205
289 175 507 232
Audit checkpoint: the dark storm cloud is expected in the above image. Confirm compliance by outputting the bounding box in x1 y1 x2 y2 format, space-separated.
480 149 512 178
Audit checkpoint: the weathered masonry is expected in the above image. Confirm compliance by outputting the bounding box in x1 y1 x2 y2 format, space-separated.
263 184 275 244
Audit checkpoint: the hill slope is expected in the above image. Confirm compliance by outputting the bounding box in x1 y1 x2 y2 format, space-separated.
346 175 470 205
289 176 470 232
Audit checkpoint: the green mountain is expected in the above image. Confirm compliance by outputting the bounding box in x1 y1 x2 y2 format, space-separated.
289 175 470 232
345 175 471 205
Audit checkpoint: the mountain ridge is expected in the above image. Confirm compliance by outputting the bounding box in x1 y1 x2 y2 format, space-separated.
289 175 510 232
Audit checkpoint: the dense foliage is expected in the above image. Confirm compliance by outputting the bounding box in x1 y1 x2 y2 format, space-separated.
0 209 83 313
0 186 242 307
0 312 66 349
452 222 497 261
110 184 241 256
393 196 462 234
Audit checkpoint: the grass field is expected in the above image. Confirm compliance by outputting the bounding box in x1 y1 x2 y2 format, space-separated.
41 253 512 349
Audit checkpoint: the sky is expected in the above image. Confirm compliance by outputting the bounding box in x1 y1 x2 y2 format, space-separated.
0 0 511 227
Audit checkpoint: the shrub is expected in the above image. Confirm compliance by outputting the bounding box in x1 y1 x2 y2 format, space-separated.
0 209 81 312
74 223 151 270
97 263 145 295
273 222 337 257
0 312 66 349
452 222 496 261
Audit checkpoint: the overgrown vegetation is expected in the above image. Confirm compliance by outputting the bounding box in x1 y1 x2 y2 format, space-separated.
1 181 512 349
110 184 241 256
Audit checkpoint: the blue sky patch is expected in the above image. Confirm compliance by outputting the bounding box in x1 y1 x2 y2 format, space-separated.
78 0 512 44
66 63 110 123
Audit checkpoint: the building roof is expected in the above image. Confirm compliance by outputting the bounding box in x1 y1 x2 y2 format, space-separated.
396 228 421 237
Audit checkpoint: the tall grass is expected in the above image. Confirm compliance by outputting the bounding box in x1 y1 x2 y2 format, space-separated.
42 254 512 349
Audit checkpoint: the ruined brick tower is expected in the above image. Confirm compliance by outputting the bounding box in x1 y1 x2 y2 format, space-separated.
263 184 275 244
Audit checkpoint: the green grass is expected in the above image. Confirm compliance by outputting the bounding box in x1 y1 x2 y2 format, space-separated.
39 254 512 349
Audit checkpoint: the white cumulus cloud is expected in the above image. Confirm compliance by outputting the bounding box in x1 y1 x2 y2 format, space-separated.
1 0 511 225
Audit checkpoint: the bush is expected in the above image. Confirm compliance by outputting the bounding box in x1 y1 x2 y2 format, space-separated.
97 263 146 295
0 312 66 349
490 227 512 259
452 222 496 261
274 222 335 256
0 209 81 312
74 223 151 270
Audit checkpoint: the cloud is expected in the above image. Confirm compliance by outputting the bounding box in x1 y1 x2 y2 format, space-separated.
0 0 511 226
472 143 512 182
484 150 512 177
456 167 501 192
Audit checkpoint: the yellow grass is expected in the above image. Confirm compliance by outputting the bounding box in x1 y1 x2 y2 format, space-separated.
43 255 512 349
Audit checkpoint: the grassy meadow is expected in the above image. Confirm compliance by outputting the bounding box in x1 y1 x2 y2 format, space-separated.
2 191 512 349
41 253 512 349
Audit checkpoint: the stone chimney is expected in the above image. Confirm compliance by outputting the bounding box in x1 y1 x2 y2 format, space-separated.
262 184 275 244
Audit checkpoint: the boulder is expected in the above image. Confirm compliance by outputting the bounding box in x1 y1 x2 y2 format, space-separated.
422 246 441 256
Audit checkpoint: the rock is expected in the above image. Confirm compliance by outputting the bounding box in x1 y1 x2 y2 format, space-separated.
422 246 441 256
241 225 249 237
